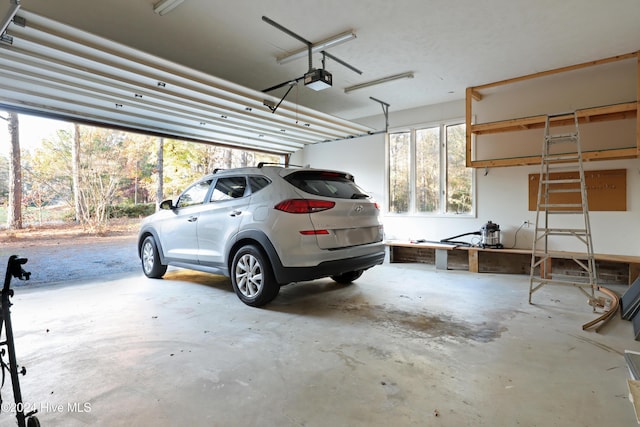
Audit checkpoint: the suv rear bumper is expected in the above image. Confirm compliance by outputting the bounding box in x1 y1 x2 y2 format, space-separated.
272 250 386 284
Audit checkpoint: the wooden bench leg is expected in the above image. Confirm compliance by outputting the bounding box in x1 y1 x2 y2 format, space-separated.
468 249 479 273
540 257 552 279
630 263 640 285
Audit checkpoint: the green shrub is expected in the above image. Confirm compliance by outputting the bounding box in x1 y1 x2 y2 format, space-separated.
110 203 156 218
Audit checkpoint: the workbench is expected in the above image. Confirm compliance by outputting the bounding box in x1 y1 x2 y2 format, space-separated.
386 240 640 285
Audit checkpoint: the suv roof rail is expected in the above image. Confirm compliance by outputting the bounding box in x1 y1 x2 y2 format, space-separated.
212 168 225 174
257 162 306 169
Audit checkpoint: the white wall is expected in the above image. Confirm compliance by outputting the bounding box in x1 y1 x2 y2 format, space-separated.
292 101 640 256
291 132 386 204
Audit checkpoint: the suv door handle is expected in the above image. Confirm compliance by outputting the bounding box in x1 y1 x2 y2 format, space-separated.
188 216 198 222
230 210 242 217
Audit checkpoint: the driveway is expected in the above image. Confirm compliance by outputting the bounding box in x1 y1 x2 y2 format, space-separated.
0 232 139 287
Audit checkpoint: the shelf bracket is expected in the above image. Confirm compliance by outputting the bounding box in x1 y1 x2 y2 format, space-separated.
471 90 483 101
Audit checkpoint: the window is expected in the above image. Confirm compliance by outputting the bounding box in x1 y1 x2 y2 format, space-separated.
445 124 472 214
285 171 368 199
248 176 271 193
416 127 440 213
388 121 473 215
177 180 212 208
211 177 247 201
389 132 410 213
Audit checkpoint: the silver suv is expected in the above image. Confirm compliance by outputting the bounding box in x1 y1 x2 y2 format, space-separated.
137 164 385 306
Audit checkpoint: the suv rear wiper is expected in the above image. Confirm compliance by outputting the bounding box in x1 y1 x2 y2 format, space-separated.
351 193 369 199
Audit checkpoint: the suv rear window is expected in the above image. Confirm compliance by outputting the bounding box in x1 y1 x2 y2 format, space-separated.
285 171 369 200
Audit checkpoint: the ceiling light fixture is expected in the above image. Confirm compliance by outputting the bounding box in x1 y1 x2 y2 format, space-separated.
153 0 184 16
276 30 356 65
344 72 414 93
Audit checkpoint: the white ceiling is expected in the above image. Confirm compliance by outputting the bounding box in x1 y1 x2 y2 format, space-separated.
3 0 640 151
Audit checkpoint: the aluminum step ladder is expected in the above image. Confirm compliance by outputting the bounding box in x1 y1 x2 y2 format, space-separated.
528 111 597 305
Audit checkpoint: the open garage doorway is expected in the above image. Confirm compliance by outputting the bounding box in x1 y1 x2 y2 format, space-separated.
1 111 283 233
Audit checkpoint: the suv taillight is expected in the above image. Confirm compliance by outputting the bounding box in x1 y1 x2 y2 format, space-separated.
274 199 335 213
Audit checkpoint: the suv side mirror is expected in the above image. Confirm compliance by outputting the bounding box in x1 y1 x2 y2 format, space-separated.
159 200 174 210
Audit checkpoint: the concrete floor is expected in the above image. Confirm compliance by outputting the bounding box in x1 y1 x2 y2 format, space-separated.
0 262 638 426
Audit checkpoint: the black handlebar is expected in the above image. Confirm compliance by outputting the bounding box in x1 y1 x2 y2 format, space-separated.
3 256 30 294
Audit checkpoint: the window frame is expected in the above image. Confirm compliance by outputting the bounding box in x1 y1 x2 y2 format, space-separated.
386 118 476 218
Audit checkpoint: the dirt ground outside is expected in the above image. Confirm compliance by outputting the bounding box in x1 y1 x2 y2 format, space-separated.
0 219 141 287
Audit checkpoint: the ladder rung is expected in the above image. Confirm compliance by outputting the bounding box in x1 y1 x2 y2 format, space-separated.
546 133 578 141
540 203 583 208
533 231 593 238
550 273 594 281
548 188 581 193
546 232 589 238
541 227 588 232
546 166 580 171
532 250 595 258
545 163 580 169
546 139 578 145
537 228 588 233
545 210 584 214
530 277 595 287
545 169 580 175
541 178 582 184
546 132 578 137
545 154 580 161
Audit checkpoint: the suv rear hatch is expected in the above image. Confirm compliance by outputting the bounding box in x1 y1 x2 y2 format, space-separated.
282 170 383 250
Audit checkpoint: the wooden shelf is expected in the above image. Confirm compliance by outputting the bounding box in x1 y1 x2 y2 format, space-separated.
470 147 639 169
465 51 640 168
471 102 637 136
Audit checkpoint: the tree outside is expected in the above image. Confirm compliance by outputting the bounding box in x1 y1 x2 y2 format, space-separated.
0 113 282 230
445 123 472 214
388 132 410 213
387 122 472 216
416 127 440 213
7 112 22 229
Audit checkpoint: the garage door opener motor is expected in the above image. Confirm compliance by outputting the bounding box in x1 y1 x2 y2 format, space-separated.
1 255 40 427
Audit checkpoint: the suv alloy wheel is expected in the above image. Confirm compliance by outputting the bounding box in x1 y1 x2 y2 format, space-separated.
231 245 280 307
